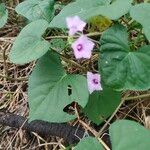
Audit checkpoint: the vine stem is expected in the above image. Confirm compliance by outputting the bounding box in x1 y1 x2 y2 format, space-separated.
61 56 86 71
0 32 101 42
51 49 86 71
46 32 101 40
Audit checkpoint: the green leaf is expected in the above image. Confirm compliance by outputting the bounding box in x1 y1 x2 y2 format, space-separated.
74 137 103 150
99 24 150 91
0 3 8 28
84 88 121 125
9 19 49 64
15 0 54 22
130 3 150 41
50 39 67 52
88 15 112 32
110 120 150 150
28 51 89 122
49 0 132 28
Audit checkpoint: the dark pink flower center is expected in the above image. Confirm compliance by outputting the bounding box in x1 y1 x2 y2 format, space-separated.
77 44 83 51
92 78 99 84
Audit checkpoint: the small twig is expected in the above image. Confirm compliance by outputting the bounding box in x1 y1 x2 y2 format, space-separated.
97 99 125 137
79 120 110 150
53 139 65 150
74 104 110 149
97 92 150 137
0 37 15 43
121 18 129 26
0 74 28 81
6 119 28 150
123 93 150 101
79 120 98 136
31 142 61 150
2 44 10 77
6 6 15 10
98 138 110 150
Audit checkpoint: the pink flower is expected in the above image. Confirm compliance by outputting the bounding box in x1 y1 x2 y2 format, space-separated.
87 72 103 94
71 35 95 59
66 16 86 36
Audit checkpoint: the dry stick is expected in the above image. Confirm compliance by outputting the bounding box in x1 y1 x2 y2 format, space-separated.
31 142 61 150
6 6 15 10
0 74 28 81
0 112 85 145
97 99 125 137
74 104 110 150
123 93 150 101
79 120 110 150
2 44 9 77
6 119 28 150
53 139 65 150
0 38 15 43
32 132 51 150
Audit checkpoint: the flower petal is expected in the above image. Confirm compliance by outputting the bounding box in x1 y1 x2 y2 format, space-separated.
66 16 86 35
71 35 95 59
87 72 102 94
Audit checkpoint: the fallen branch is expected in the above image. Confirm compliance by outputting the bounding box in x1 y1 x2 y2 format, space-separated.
0 112 85 144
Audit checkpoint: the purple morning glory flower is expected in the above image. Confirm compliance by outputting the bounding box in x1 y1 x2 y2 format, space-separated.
71 35 95 59
87 72 102 94
66 16 86 36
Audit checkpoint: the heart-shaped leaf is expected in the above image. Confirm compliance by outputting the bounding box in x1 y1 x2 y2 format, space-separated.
9 19 50 64
110 120 150 150
49 0 132 28
28 51 89 122
15 0 54 22
130 3 150 41
84 88 121 125
74 137 103 150
99 24 150 91
0 3 8 28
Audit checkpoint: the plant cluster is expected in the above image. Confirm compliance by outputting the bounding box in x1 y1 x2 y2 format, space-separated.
0 0 150 149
